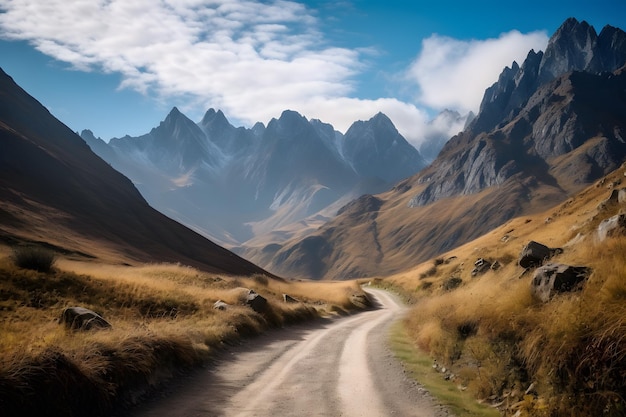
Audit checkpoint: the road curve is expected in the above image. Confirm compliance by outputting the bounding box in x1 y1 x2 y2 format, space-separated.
130 289 449 417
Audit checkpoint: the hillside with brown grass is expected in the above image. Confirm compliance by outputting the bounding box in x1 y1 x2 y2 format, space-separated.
0 251 367 416
381 163 626 416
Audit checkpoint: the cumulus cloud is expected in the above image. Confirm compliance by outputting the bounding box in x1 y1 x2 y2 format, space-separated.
0 0 357 116
407 30 549 113
0 0 549 147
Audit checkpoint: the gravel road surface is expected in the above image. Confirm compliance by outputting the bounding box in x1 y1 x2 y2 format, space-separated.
129 288 450 417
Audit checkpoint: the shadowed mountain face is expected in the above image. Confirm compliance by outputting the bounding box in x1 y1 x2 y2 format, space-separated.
0 67 271 276
82 107 427 247
263 18 626 280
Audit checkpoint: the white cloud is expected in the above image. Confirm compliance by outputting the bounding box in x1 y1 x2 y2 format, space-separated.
0 0 355 112
0 0 550 147
407 30 549 113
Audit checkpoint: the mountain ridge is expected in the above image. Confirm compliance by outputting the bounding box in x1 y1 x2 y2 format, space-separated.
261 17 626 280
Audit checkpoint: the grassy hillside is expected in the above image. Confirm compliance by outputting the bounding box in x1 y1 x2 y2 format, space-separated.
0 250 367 416
384 164 626 416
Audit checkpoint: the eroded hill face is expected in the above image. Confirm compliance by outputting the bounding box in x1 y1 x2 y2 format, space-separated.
0 68 271 277
261 18 626 280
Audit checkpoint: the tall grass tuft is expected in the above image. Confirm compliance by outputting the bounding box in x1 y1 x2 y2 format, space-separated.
11 246 57 273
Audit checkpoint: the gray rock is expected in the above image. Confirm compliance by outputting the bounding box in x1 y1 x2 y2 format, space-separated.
282 294 300 303
519 241 552 268
531 263 591 302
471 258 491 276
597 214 626 241
60 307 111 331
246 290 267 313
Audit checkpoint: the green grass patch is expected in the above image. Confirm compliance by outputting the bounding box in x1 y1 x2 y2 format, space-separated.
389 320 500 417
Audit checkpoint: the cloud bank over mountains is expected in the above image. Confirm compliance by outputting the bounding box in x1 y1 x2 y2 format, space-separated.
0 0 548 146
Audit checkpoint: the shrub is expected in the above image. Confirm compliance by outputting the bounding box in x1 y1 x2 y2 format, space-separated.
442 277 462 291
251 274 269 286
11 247 56 273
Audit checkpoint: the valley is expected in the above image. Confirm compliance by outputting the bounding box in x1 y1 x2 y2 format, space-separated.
1 13 626 417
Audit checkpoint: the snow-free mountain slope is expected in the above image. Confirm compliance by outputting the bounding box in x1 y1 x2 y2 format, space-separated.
265 18 626 280
0 67 271 276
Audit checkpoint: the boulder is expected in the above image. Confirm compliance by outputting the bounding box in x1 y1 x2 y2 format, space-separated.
519 241 562 268
597 214 626 241
531 263 591 302
246 290 267 313
60 307 111 331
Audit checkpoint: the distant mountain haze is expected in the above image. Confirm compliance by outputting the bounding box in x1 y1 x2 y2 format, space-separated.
0 67 272 277
82 106 430 249
259 18 626 279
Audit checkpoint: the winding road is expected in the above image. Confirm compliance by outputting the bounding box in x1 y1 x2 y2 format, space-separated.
130 289 449 417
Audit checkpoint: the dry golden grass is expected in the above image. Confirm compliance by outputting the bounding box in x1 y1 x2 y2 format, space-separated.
0 254 366 415
387 166 626 416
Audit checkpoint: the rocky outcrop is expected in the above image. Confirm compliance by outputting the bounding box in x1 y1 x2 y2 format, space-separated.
409 18 626 209
597 214 626 241
531 263 591 302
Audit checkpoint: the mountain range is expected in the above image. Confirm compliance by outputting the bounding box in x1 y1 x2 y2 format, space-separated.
81 104 456 248
247 17 626 279
2 17 624 282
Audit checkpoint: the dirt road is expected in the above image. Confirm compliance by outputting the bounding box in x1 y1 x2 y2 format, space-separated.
130 289 449 417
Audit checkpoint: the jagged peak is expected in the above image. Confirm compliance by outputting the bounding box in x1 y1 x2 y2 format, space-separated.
279 109 306 121
200 107 230 127
159 106 193 128
80 129 96 140
554 17 594 35
167 106 182 117
548 17 597 48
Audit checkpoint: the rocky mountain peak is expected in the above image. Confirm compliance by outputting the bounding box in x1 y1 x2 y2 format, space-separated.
409 17 626 209
537 18 598 84
200 108 227 126
342 113 426 183
199 108 234 138
470 18 626 136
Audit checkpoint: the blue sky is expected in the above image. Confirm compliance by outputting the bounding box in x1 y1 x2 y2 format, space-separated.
0 0 624 145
